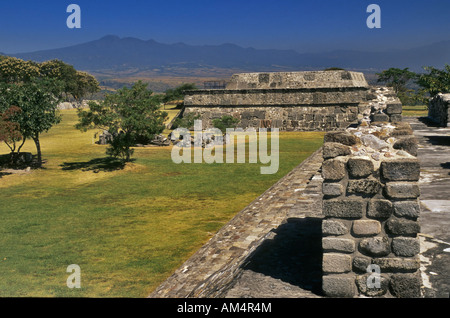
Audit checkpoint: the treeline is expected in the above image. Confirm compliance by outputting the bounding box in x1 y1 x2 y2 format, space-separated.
376 65 450 105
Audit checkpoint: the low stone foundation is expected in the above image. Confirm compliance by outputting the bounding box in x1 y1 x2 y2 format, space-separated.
428 93 450 127
321 122 422 298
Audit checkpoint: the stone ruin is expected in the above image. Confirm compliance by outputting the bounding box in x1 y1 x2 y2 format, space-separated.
151 70 426 298
183 70 402 131
428 93 450 127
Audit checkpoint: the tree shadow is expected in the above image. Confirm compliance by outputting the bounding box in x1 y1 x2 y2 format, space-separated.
240 217 324 296
60 157 131 172
424 135 450 146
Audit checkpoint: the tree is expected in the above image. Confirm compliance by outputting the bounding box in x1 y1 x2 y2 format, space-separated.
415 64 450 102
0 106 23 155
0 79 63 167
163 83 197 104
76 81 168 162
0 56 40 83
212 115 240 134
376 67 417 94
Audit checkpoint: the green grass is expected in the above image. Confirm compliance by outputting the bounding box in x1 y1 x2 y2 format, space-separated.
402 105 428 117
0 109 324 297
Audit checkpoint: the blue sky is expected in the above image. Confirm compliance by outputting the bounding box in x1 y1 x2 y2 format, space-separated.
0 0 449 54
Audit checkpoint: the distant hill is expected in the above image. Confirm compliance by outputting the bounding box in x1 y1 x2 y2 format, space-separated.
9 35 450 77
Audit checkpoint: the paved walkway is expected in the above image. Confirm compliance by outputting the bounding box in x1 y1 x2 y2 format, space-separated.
406 116 450 298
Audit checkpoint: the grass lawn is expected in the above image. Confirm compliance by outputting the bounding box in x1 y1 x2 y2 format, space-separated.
402 105 428 117
0 109 324 297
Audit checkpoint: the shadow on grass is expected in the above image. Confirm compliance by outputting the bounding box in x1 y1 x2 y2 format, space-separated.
60 157 132 172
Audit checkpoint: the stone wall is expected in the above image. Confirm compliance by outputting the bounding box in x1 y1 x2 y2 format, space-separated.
183 70 403 132
321 121 422 297
428 93 450 127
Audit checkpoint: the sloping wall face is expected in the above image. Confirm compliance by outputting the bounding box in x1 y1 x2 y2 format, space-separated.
183 71 401 131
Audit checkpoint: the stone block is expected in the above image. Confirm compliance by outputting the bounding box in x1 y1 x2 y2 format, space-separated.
322 219 349 235
322 182 344 197
322 275 356 297
384 182 420 199
356 273 390 297
322 159 346 181
381 159 420 181
386 218 420 236
323 142 352 159
393 200 421 219
323 253 352 273
372 113 390 122
392 237 420 257
323 238 355 253
390 114 403 122
373 257 420 272
324 131 358 146
367 199 393 219
359 236 390 257
347 178 381 194
323 199 366 218
347 158 374 178
389 273 422 298
352 220 381 236
386 103 403 115
393 136 418 156
352 257 371 273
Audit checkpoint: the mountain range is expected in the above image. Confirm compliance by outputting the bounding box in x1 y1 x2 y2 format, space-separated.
8 35 450 78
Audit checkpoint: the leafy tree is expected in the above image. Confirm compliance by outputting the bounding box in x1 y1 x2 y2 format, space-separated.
376 67 417 95
415 64 450 102
76 81 168 162
212 115 240 134
0 56 40 83
171 112 200 130
0 79 63 167
163 83 197 104
0 106 23 155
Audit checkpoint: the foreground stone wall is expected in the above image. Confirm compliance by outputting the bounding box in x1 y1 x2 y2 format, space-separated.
321 122 422 297
428 93 450 127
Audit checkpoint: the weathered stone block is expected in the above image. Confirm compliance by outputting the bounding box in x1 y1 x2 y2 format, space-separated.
352 257 371 273
347 158 374 178
324 131 358 146
390 273 422 298
322 219 349 235
356 273 390 297
384 182 420 199
347 178 381 194
386 218 420 236
323 199 366 218
323 238 355 253
367 199 393 219
393 200 421 219
322 159 346 181
381 159 420 181
323 253 352 273
322 275 356 297
392 237 420 257
373 257 420 272
386 103 403 115
323 142 352 159
372 113 390 122
322 182 344 197
393 136 418 156
390 114 403 122
352 220 381 236
359 236 390 257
